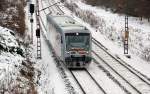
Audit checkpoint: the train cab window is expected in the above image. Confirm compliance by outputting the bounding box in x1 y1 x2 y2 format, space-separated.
65 33 90 51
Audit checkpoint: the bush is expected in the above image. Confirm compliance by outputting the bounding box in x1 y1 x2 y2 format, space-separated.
141 47 150 61
0 0 26 36
17 47 24 56
66 2 100 27
85 0 150 18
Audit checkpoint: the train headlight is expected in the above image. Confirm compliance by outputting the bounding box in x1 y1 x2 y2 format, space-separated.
67 51 70 54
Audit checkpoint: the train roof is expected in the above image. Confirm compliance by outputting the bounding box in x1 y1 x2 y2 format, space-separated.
47 15 90 34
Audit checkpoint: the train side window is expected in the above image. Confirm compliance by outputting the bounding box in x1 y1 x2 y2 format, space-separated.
61 36 63 43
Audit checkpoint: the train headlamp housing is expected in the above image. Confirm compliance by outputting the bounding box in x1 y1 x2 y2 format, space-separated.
76 32 79 35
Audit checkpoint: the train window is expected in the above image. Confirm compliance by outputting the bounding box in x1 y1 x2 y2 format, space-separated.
65 33 90 51
61 36 63 43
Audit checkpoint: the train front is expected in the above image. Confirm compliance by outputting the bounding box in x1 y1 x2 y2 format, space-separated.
64 32 92 68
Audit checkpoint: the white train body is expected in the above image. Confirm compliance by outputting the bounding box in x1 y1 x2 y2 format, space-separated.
47 20 62 59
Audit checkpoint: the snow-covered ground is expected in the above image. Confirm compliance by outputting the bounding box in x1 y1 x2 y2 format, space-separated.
0 26 32 93
0 0 38 93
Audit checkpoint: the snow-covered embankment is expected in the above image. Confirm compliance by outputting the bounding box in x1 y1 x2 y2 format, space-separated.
0 26 37 93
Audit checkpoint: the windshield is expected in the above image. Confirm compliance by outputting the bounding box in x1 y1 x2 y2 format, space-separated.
65 33 90 51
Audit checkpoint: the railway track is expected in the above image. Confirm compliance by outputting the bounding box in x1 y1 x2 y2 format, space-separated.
70 70 86 94
37 1 79 94
40 0 47 14
40 2 106 94
92 37 150 94
116 56 150 85
39 0 132 93
92 59 131 94
70 69 107 94
92 37 150 84
48 0 64 15
37 0 150 94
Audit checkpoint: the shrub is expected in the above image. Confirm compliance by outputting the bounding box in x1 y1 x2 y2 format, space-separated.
17 47 24 56
0 0 26 36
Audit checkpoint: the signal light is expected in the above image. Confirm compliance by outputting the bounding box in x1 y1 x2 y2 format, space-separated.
30 4 34 14
36 28 40 37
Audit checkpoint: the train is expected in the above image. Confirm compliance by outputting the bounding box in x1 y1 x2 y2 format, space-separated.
46 15 92 68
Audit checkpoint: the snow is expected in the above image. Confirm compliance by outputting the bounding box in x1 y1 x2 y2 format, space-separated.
0 26 18 49
35 35 68 94
92 42 150 94
63 0 150 61
56 0 150 93
1 0 150 93
88 62 128 94
35 0 150 93
72 70 105 94
61 0 150 79
79 1 149 54
0 1 36 93
0 26 27 93
31 0 71 93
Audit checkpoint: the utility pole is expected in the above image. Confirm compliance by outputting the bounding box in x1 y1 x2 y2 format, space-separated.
36 28 41 59
36 0 42 59
124 0 130 58
124 15 129 54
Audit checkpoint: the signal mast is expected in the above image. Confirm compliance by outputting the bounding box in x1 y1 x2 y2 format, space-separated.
124 0 130 58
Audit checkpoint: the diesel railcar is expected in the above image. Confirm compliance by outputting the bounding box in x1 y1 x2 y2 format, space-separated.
46 15 92 68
